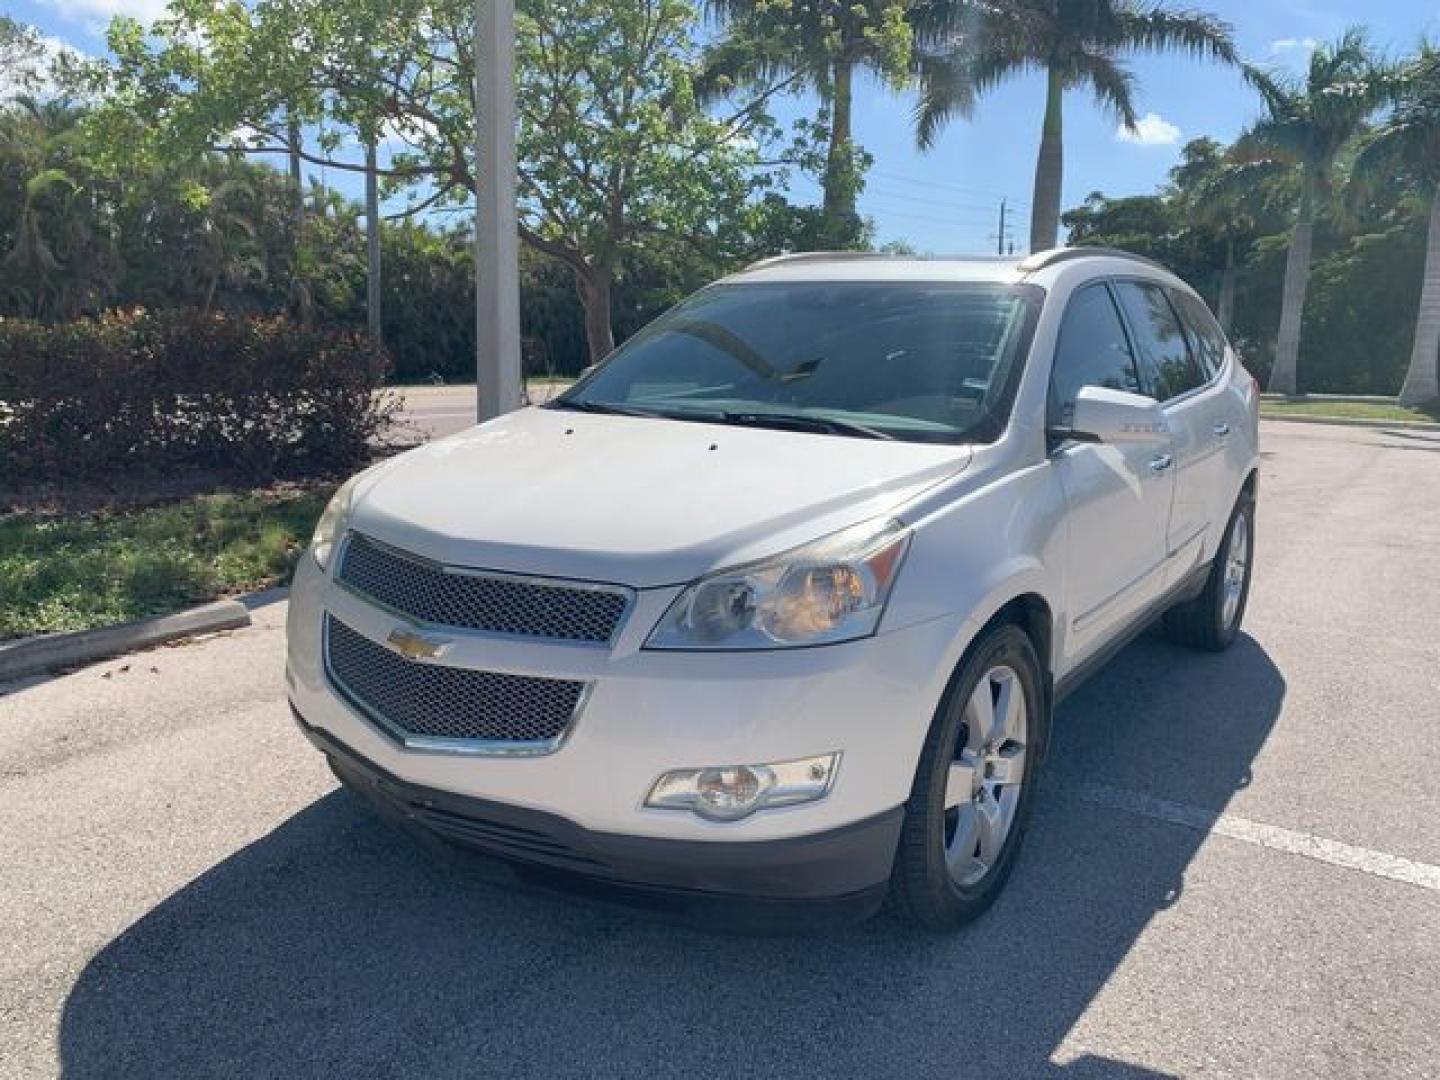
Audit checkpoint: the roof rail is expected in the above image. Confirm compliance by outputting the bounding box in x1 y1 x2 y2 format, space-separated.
743 251 898 271
1018 247 1169 274
743 251 1020 271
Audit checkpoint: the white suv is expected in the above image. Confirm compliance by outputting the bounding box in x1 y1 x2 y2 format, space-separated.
286 249 1259 930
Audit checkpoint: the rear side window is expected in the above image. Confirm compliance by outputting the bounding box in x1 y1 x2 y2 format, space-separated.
1048 283 1142 428
1114 281 1206 401
1169 289 1228 379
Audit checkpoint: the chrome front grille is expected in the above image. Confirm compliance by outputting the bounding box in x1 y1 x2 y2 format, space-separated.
324 615 587 752
336 532 630 645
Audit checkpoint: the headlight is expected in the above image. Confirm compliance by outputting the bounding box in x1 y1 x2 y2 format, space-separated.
309 474 362 572
646 753 840 821
645 518 910 650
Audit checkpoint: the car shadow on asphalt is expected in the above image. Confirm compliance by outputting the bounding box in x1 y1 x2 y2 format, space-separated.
58 632 1284 1080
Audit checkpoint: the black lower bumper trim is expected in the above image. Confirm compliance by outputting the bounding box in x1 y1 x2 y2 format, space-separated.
292 705 901 919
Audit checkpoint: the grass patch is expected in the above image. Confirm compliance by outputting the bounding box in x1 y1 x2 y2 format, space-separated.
1261 399 1440 423
0 485 333 640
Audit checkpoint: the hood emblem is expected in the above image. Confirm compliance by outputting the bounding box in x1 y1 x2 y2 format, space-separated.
386 627 448 661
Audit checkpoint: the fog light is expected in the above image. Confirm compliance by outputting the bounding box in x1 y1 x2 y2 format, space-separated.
645 753 840 822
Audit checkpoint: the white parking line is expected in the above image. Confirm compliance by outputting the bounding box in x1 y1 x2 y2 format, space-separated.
1078 783 1440 892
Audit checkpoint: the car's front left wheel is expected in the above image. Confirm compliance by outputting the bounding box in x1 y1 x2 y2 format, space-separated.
888 623 1045 931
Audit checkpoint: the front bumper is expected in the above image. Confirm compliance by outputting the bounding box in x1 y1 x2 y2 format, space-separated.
295 705 902 914
289 553 967 836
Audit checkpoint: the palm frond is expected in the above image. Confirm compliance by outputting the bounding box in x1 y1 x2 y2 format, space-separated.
1113 6 1238 66
1353 44 1440 188
1069 52 1137 129
1232 115 1307 166
1241 62 1300 119
911 43 1031 148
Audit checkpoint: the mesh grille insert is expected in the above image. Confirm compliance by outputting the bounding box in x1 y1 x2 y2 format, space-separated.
337 532 629 644
324 615 586 747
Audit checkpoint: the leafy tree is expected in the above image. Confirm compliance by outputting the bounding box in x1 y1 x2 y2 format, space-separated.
1238 29 1395 395
1167 137 1283 332
912 0 1237 252
703 0 914 243
92 0 785 363
516 0 773 360
0 97 117 319
1354 45 1440 405
1 16 45 98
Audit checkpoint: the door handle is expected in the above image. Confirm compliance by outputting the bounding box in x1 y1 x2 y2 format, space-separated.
1149 453 1173 473
1213 422 1231 437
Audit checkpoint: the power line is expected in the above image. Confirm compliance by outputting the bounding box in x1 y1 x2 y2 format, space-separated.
864 183 1021 214
870 169 1030 209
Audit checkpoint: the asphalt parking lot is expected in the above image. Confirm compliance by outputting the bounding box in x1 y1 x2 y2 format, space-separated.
3 418 1438 1079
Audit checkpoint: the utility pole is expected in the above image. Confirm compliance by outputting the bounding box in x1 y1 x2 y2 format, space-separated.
996 199 1007 256
474 0 523 421
364 133 382 345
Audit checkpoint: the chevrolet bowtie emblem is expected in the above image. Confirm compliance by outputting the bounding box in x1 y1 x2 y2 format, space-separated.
386 627 447 661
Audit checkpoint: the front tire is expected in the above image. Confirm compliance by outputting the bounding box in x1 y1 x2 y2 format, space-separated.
888 623 1046 931
1163 492 1255 652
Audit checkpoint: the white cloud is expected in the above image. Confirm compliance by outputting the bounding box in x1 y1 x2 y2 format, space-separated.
1116 112 1182 147
1269 36 1319 57
38 0 171 34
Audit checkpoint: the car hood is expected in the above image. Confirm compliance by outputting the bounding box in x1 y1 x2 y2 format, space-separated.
349 406 971 587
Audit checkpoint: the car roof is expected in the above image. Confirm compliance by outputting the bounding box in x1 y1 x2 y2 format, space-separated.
720 248 1182 292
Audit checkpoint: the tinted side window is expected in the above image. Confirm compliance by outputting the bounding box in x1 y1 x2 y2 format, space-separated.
1170 289 1228 378
1048 283 1142 428
1114 282 1206 401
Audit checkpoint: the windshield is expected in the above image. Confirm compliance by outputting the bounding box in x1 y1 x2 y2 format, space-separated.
553 281 1044 444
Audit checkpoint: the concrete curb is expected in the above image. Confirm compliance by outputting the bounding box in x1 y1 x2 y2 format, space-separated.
1260 412 1440 432
0 599 252 683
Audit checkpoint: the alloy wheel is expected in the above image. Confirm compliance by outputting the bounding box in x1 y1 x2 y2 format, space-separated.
1222 512 1250 630
943 664 1028 887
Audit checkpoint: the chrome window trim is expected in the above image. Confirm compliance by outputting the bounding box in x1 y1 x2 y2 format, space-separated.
334 531 636 649
321 614 593 758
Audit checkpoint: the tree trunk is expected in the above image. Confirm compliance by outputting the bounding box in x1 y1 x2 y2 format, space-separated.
287 113 304 230
365 134 382 346
1269 176 1316 396
1398 190 1440 406
1029 67 1065 253
575 265 615 365
1217 236 1237 334
822 54 857 231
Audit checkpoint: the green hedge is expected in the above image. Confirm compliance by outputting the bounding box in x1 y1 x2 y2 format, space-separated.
0 311 394 488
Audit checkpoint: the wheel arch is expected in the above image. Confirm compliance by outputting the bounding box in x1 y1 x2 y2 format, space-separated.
1240 466 1259 502
943 586 1057 761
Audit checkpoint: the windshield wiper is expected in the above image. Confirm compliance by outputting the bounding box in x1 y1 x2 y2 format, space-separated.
716 411 894 441
547 399 663 419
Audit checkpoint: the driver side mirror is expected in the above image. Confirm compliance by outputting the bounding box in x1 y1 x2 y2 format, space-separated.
1053 385 1169 446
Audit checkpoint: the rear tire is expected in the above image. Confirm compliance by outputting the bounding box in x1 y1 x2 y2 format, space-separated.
888 624 1046 931
1163 492 1255 652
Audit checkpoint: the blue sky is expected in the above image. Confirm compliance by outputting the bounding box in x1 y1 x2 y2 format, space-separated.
9 0 1439 253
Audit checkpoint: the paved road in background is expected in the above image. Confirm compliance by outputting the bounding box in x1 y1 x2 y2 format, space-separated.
3 420 1439 1079
392 383 567 443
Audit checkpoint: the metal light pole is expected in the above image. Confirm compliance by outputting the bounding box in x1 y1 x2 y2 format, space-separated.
474 0 523 421
364 134 382 345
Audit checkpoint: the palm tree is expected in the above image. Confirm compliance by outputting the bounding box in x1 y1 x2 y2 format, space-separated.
1354 45 1440 406
0 96 111 319
1168 137 1281 333
703 1 914 242
913 0 1237 252
1238 29 1395 396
